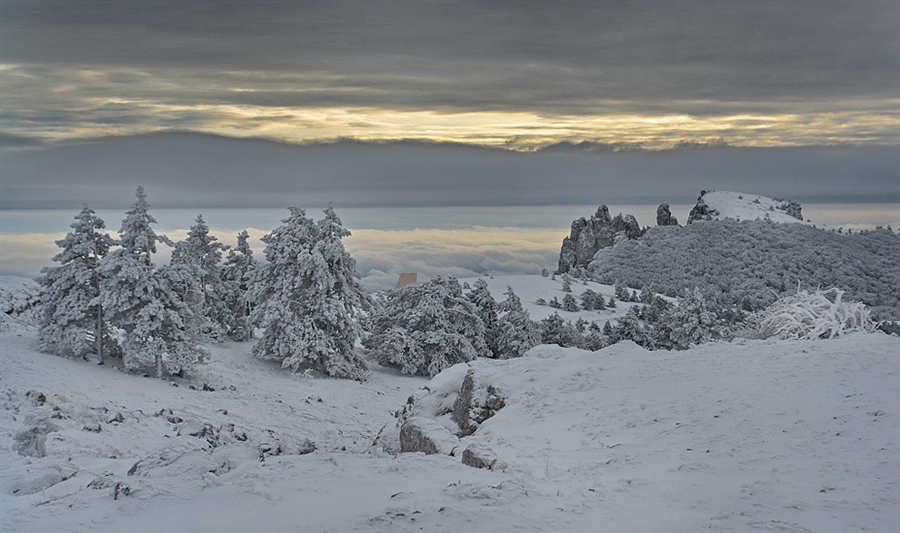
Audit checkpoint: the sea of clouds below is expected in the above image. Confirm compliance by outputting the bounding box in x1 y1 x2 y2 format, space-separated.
1 204 897 292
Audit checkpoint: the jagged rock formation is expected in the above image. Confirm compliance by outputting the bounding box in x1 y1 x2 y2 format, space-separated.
656 203 679 226
557 205 643 273
687 191 719 223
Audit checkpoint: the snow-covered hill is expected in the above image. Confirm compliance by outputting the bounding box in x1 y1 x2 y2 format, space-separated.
690 190 813 226
2 274 898 532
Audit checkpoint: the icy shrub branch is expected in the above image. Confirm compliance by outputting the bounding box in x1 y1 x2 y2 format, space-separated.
755 288 875 340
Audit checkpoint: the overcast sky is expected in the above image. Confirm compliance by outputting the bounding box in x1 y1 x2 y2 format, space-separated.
1 0 898 208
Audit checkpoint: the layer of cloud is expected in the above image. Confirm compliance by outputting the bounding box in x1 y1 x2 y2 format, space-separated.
2 64 897 148
4 203 897 291
1 134 897 210
1 1 897 149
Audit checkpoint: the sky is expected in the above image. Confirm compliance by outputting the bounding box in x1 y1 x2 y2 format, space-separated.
0 1 898 285
1 0 898 209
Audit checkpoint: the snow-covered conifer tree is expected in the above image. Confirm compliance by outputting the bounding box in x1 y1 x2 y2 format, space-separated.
640 285 654 304
220 230 256 341
539 312 579 347
494 287 541 359
614 282 630 302
168 214 230 340
366 276 487 376
100 187 200 377
562 293 580 312
580 288 605 310
248 205 370 379
467 278 500 357
38 204 116 361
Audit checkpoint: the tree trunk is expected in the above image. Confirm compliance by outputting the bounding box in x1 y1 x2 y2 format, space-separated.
96 303 104 365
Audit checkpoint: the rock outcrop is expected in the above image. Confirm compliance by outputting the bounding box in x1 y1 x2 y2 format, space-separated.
461 444 498 470
451 368 506 437
383 362 509 469
656 203 679 226
557 205 643 273
687 191 719 223
399 417 460 455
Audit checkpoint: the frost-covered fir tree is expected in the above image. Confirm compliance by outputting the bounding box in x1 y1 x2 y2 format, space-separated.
168 214 231 340
248 205 370 379
494 287 541 359
366 276 487 377
100 187 201 378
38 204 116 361
314 203 373 315
539 312 579 347
467 278 500 357
614 282 630 302
220 230 256 341
562 293 580 312
580 288 605 311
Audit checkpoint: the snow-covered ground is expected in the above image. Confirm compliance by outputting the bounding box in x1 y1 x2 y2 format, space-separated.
2 275 898 532
698 191 820 227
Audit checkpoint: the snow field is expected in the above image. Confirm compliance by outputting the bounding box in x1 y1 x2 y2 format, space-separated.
1 274 898 531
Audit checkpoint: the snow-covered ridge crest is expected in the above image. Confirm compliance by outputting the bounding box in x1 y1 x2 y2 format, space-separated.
688 190 810 226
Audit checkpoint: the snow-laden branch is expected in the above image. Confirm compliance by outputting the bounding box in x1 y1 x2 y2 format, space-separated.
756 288 875 340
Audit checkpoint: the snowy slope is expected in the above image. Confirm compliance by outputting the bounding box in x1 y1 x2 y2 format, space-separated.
0 276 41 332
460 274 643 322
2 274 898 532
697 191 817 226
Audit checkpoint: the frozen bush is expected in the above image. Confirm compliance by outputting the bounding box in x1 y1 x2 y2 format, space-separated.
754 288 876 340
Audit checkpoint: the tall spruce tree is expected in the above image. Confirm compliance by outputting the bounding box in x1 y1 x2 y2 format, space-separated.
100 187 200 378
38 203 116 361
248 205 370 379
220 230 256 341
168 214 230 340
467 278 501 357
494 287 541 359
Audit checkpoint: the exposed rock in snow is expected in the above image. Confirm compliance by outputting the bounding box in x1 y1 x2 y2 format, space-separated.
451 367 506 437
655 203 679 226
399 417 459 455
460 443 498 470
2 274 898 532
557 205 643 273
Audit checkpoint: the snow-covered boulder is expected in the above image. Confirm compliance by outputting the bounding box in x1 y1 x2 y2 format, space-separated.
382 360 510 460
460 443 498 470
399 417 460 455
451 367 506 437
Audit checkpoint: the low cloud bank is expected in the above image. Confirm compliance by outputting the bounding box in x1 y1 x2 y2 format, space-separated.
2 134 897 210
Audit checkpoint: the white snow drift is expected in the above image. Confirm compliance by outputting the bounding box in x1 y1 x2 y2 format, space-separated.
2 274 898 532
